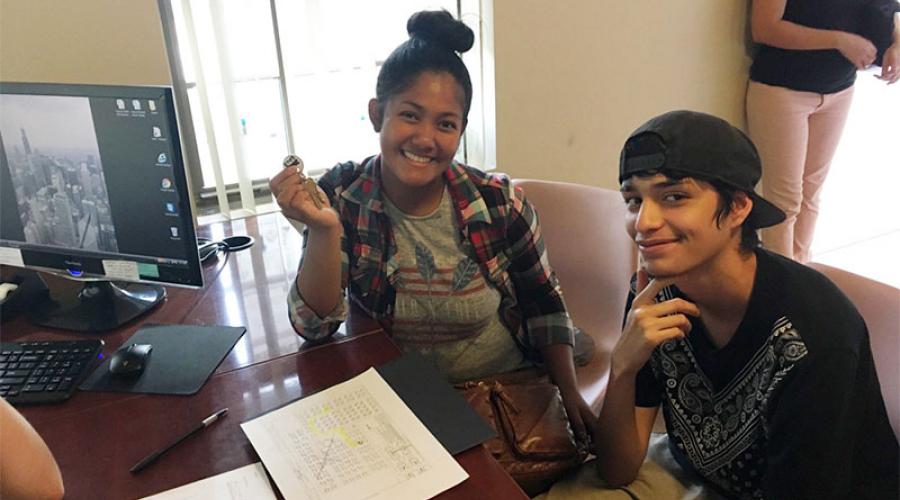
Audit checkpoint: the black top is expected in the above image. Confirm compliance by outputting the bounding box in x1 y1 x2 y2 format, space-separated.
749 0 899 94
632 249 899 499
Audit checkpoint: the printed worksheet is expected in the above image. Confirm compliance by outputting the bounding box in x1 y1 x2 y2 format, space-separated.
241 368 468 500
139 463 277 500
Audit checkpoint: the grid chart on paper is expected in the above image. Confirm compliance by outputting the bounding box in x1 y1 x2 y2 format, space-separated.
285 388 431 497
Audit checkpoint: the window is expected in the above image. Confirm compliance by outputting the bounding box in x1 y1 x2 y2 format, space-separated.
160 0 493 221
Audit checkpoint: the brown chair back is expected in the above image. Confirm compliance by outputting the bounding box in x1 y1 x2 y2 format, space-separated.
512 179 636 408
809 262 900 439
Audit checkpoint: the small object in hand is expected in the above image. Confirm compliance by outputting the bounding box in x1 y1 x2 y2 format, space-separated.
302 178 324 209
282 154 324 209
282 154 303 171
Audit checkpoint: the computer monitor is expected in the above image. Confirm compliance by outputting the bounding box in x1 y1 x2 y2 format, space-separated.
0 82 203 332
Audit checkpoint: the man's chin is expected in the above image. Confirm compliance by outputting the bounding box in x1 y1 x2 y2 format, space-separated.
642 263 687 281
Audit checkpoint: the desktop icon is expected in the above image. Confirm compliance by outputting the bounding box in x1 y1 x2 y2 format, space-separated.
116 99 126 110
157 153 168 164
132 99 141 111
170 227 179 238
161 178 173 189
148 100 157 112
165 202 177 213
152 126 162 138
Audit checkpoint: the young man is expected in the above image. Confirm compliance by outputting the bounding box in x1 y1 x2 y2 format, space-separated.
578 111 896 499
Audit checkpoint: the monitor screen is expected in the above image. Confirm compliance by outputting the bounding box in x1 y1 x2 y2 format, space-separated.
0 82 202 288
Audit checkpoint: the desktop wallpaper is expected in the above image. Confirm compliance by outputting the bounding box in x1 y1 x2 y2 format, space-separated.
0 94 119 253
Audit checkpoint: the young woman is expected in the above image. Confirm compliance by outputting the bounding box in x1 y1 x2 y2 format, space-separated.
746 0 900 262
269 10 593 439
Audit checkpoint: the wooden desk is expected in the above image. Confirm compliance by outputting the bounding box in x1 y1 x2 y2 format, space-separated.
22 332 525 499
7 212 526 500
2 213 373 371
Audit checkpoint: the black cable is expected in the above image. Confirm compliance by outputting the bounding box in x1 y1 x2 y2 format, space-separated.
197 235 254 263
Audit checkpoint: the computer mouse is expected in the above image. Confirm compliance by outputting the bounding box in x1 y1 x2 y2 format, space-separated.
108 343 152 378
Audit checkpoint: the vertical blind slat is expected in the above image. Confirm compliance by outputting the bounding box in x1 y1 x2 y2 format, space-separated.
181 0 231 217
208 0 256 214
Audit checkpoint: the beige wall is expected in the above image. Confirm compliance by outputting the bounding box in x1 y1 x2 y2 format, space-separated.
1 0 750 191
0 0 171 86
493 0 752 188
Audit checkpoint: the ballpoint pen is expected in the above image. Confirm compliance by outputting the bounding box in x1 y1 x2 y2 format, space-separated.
129 408 228 474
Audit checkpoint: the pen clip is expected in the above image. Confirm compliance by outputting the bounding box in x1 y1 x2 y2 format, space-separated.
203 408 228 426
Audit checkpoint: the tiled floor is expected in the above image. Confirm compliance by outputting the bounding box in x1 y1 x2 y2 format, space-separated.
809 68 900 290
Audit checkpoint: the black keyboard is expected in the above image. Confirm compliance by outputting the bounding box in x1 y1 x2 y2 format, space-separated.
0 340 104 405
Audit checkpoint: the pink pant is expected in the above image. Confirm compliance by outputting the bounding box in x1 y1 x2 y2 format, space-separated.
746 80 854 263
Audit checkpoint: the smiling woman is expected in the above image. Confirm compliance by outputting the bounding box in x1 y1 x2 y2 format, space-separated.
371 72 466 214
268 8 593 453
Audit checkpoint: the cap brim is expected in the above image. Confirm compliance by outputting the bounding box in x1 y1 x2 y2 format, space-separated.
747 192 786 229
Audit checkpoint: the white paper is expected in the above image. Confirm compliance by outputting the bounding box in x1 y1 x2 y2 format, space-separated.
102 259 140 281
138 463 276 500
0 247 24 267
241 368 468 500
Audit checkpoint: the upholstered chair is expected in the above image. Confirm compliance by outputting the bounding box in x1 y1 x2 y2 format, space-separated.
512 179 636 409
809 262 900 439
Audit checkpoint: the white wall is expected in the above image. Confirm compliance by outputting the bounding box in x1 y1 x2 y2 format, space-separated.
1 0 751 191
0 0 171 86
492 0 753 188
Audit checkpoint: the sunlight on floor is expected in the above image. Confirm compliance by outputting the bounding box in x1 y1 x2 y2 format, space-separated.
810 67 900 289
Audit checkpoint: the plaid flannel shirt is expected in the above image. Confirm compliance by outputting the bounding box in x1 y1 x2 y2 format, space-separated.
287 155 574 360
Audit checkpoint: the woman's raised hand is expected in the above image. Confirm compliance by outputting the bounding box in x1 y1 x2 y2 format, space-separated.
269 156 340 232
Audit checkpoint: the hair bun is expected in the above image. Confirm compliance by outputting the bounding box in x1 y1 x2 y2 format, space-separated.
407 10 474 54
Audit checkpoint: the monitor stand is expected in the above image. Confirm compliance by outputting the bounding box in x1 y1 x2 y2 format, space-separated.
29 280 166 332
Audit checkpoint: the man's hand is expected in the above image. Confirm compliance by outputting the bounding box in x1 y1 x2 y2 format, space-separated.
611 270 700 378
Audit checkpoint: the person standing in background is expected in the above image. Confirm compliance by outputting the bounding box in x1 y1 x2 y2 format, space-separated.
746 0 900 262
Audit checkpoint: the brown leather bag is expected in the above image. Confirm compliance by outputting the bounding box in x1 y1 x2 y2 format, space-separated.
456 376 589 496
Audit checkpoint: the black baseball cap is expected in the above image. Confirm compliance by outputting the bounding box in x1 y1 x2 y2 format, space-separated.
619 110 785 229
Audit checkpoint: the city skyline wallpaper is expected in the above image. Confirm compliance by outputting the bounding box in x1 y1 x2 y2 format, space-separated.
0 94 120 253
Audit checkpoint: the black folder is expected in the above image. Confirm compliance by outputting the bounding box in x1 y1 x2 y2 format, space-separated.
243 352 496 455
80 324 246 395
376 353 496 454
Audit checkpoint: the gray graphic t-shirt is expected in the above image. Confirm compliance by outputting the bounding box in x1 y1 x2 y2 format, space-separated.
382 188 528 382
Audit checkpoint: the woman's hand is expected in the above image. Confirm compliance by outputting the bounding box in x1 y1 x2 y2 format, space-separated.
269 163 340 232
877 43 900 84
611 270 699 378
835 32 877 69
559 389 595 446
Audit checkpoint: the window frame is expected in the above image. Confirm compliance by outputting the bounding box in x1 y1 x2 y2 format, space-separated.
158 0 494 222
